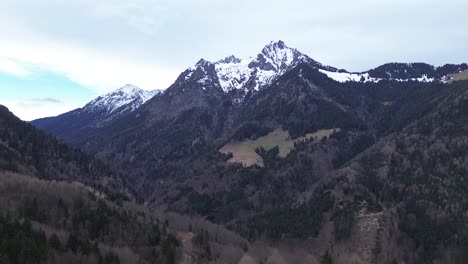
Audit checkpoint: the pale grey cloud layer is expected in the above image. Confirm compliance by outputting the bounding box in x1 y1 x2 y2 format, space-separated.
5 97 75 121
0 0 467 93
30 98 62 104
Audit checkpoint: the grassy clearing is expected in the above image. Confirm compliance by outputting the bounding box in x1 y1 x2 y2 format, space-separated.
238 254 257 264
219 128 340 167
450 70 468 82
265 249 288 264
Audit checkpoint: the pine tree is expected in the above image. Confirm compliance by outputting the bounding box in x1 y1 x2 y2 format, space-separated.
320 250 333 264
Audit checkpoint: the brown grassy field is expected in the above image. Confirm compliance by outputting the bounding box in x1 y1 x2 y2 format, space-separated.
450 69 468 82
219 128 340 167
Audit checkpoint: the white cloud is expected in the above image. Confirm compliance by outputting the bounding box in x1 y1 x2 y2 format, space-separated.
89 0 177 36
0 98 82 121
0 38 180 94
0 57 32 77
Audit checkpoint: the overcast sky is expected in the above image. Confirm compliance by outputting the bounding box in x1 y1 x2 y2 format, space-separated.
0 0 467 120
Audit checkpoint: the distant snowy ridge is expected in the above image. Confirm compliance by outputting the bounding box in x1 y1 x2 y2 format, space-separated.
179 41 468 93
85 84 162 115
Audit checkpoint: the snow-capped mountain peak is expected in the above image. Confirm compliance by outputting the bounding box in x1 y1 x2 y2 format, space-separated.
258 40 309 71
179 40 348 94
188 40 316 93
116 84 142 94
179 41 316 93
84 84 162 115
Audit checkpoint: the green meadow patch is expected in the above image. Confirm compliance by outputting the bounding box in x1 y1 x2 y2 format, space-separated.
219 128 340 167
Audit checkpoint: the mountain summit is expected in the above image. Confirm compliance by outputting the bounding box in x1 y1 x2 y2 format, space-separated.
179 40 328 94
32 84 162 145
85 84 161 116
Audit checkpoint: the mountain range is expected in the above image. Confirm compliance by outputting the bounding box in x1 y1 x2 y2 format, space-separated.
33 41 467 145
17 40 468 263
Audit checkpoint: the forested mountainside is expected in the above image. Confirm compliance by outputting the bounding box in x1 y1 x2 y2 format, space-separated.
0 171 259 264
0 173 180 264
0 108 253 264
29 41 468 263
0 105 131 201
304 79 468 263
225 80 468 263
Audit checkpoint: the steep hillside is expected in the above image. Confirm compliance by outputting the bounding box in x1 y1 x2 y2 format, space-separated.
0 172 255 264
343 80 468 263
0 107 254 264
282 80 468 263
0 172 181 264
0 105 129 201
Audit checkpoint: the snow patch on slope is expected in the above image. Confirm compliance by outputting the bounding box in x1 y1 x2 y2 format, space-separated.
319 70 436 83
318 70 380 83
216 59 252 92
